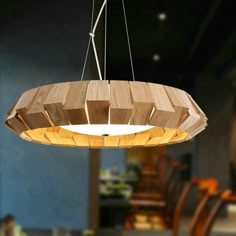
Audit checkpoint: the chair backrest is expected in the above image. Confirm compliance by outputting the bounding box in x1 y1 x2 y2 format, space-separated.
201 190 236 236
156 158 186 201
165 161 187 226
133 156 177 195
172 177 218 236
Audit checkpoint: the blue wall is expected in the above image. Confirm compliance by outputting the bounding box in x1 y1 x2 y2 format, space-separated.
101 149 126 173
0 1 91 229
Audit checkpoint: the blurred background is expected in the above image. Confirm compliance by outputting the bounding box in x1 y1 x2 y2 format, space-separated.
0 0 236 235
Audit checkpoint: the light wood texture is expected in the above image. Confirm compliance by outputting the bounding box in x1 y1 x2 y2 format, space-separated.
170 130 189 143
177 91 201 131
19 126 189 148
89 135 104 148
133 133 151 147
6 109 28 135
104 136 120 147
110 80 133 124
26 85 54 128
45 127 75 146
25 128 49 144
148 83 175 127
15 87 39 127
86 80 109 124
119 134 135 148
20 132 32 142
73 134 90 147
63 81 89 124
164 86 189 128
6 80 207 148
43 82 70 126
129 81 154 125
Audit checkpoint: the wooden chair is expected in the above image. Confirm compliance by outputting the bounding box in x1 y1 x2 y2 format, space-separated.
172 177 219 236
131 159 182 201
127 159 186 229
201 190 236 236
126 176 218 232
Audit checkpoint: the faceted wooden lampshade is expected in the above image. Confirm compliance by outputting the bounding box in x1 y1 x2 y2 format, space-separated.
5 80 207 148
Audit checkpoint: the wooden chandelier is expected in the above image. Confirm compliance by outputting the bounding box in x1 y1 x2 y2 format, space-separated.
5 80 207 148
5 0 207 148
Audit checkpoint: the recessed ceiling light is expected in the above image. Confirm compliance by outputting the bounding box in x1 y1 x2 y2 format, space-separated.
153 54 160 62
158 13 167 21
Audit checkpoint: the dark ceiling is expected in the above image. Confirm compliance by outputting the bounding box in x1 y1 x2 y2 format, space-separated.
0 0 236 92
105 0 236 91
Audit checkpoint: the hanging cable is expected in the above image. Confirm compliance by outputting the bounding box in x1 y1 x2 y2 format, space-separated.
82 0 134 81
80 0 95 80
104 0 108 80
91 0 107 80
121 0 135 81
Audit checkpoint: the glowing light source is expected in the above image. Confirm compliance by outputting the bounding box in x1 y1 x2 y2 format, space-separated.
61 124 154 136
158 13 167 21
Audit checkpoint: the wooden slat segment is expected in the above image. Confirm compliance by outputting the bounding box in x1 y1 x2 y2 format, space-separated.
12 88 39 130
43 82 70 126
187 93 206 117
15 87 39 116
6 110 28 134
178 114 200 131
7 102 18 116
187 117 207 133
86 80 110 124
169 130 189 143
187 119 207 138
164 87 189 108
58 128 74 138
104 136 120 147
110 80 133 124
63 81 89 124
119 134 135 148
189 126 206 139
148 83 175 127
89 136 104 148
110 108 133 125
146 137 163 146
133 133 151 147
158 128 177 145
5 119 24 135
26 85 54 128
59 138 76 146
178 113 200 131
177 91 201 131
139 126 165 138
45 127 75 146
148 127 165 137
129 81 154 125
5 121 18 135
25 129 49 144
73 134 90 147
20 132 33 142
45 128 61 144
185 93 207 134
164 86 190 129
